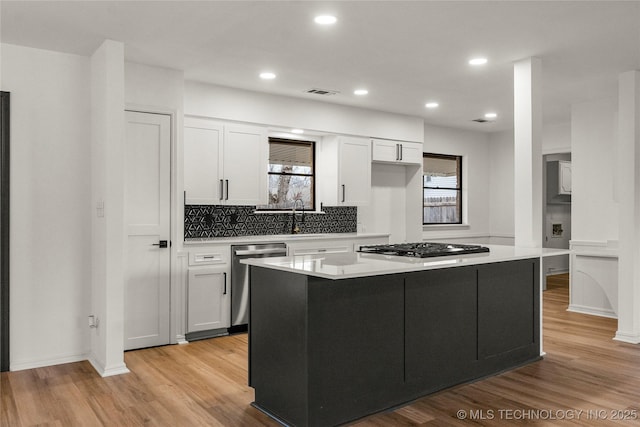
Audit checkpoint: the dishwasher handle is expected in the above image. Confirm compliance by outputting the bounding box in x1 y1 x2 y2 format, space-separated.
234 248 287 256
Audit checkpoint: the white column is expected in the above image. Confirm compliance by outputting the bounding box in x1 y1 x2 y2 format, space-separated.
90 40 129 376
615 71 640 343
513 57 543 248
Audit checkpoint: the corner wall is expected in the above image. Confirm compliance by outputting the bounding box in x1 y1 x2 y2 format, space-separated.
90 40 127 376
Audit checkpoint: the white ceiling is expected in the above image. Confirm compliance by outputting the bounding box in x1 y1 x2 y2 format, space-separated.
2 1 639 132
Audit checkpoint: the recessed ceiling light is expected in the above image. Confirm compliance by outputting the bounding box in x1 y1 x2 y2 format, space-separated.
314 15 337 25
291 129 304 134
259 72 276 80
469 57 488 66
484 112 497 119
425 102 439 109
354 89 368 96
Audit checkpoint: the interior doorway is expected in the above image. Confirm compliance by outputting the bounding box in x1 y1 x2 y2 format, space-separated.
0 92 10 372
542 153 571 287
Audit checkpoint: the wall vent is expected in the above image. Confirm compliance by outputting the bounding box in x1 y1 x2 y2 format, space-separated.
305 88 339 96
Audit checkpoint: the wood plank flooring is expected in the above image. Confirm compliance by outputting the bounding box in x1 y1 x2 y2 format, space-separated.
3 274 640 426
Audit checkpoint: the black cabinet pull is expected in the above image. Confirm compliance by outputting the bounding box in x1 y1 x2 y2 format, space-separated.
223 272 227 295
219 179 224 201
225 179 229 201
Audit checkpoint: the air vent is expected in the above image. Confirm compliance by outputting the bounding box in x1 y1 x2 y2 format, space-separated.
305 88 339 96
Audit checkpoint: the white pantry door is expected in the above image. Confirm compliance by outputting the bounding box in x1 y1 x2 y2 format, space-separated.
124 111 171 351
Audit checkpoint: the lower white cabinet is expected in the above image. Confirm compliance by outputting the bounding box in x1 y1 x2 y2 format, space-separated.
187 266 230 333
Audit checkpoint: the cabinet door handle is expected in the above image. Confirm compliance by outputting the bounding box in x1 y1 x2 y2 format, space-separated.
396 144 400 161
225 179 229 201
341 184 346 203
223 272 227 295
219 179 224 201
399 144 403 161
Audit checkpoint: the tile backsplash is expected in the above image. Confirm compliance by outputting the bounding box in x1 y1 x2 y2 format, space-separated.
184 205 357 239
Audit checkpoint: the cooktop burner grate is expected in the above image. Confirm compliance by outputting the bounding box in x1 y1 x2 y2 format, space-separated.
357 242 490 258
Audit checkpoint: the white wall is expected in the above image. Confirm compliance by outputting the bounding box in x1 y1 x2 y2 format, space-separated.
568 97 619 318
184 81 424 143
543 122 571 154
488 129 515 242
1 44 92 370
361 163 421 244
422 123 491 241
571 98 618 243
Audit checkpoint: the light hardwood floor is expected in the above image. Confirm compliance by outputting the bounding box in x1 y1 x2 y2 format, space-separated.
3 274 640 426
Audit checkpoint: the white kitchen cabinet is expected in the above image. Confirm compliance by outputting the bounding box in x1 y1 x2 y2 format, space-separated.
184 117 268 205
371 138 423 165
558 160 572 194
187 245 231 334
187 266 230 333
318 135 371 206
547 160 571 203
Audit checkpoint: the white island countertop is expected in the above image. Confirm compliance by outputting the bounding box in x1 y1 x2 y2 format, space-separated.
241 244 570 280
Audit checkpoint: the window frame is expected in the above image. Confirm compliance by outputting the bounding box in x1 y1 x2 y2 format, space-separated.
422 153 463 225
259 137 316 211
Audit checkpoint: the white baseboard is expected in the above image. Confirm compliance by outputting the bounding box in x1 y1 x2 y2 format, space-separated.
10 352 90 372
567 304 617 319
614 330 640 344
88 355 130 377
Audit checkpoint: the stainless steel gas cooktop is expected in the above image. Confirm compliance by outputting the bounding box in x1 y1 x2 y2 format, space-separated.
357 242 490 258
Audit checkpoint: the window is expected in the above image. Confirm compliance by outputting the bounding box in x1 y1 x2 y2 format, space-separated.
261 137 315 210
423 153 462 224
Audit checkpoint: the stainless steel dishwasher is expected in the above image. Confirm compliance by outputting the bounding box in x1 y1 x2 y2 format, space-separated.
230 243 287 332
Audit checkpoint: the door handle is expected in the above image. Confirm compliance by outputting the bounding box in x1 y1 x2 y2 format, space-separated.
152 240 168 248
225 179 229 201
396 144 400 161
219 179 224 201
341 184 345 203
399 144 403 160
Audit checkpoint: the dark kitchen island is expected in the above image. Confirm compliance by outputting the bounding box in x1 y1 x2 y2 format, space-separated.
243 245 565 427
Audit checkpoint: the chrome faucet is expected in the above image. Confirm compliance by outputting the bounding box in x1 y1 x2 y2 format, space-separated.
291 198 305 234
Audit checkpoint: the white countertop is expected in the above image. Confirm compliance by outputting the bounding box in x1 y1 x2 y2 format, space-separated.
241 244 570 280
183 232 389 245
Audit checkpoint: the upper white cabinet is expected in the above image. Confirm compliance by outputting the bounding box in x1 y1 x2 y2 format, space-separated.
318 135 371 206
547 159 571 203
371 138 423 165
558 160 572 194
184 117 267 205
